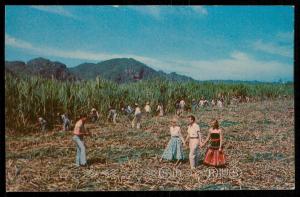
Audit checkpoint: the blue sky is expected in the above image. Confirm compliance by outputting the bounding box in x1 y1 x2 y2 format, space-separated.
5 6 294 82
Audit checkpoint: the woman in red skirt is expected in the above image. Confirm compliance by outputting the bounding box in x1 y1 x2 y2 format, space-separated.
201 119 226 167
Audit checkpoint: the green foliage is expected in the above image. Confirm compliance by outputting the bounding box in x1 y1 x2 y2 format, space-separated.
5 73 293 132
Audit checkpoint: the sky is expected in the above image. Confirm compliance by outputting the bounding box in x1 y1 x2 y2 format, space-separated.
5 6 294 82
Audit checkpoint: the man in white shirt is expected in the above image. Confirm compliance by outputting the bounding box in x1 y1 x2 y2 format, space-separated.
184 115 201 169
132 103 142 129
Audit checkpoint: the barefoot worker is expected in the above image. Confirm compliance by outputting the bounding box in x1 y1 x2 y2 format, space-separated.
184 115 202 170
132 103 142 129
72 114 90 167
201 119 226 167
160 117 186 166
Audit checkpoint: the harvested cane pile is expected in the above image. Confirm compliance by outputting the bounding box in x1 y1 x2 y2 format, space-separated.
6 98 294 191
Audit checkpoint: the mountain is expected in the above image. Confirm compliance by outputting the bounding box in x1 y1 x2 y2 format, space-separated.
70 58 194 83
5 58 79 81
70 58 158 83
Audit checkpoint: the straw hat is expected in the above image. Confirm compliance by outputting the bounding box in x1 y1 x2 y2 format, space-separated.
135 103 138 106
91 108 96 111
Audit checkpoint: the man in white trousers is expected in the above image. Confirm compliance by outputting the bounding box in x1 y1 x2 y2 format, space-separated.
184 115 202 170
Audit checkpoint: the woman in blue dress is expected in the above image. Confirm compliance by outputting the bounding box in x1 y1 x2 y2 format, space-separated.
160 117 186 166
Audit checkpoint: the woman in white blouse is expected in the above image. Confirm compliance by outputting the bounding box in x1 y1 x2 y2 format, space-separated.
160 117 186 166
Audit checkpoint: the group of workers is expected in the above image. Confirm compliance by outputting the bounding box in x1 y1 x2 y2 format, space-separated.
34 96 253 169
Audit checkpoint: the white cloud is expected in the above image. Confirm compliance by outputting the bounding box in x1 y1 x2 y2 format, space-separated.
5 34 34 49
129 6 162 20
191 6 208 15
30 6 78 19
128 6 208 20
252 40 293 58
5 34 292 82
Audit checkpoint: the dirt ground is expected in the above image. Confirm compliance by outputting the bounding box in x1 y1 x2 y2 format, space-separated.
5 98 295 191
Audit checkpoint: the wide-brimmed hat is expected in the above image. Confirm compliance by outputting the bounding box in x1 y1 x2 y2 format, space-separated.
135 103 138 106
91 108 96 111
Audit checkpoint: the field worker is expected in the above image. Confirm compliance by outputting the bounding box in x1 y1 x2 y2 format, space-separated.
175 100 180 116
201 119 226 167
246 96 250 103
61 113 71 131
90 108 100 123
230 96 238 106
184 115 201 170
107 105 117 124
217 99 223 108
199 97 204 108
160 117 186 166
179 99 186 115
157 103 164 117
191 99 198 112
211 98 216 107
132 103 142 129
125 105 133 115
144 101 151 117
72 114 90 167
38 117 47 132
123 104 133 120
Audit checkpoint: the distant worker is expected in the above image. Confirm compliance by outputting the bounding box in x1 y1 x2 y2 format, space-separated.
157 103 164 117
179 99 186 116
175 100 180 116
107 105 117 124
191 99 198 112
203 97 209 107
90 108 100 123
61 113 71 131
125 105 133 115
132 103 142 129
211 98 216 107
38 117 47 132
144 102 151 117
199 97 205 108
217 98 223 108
